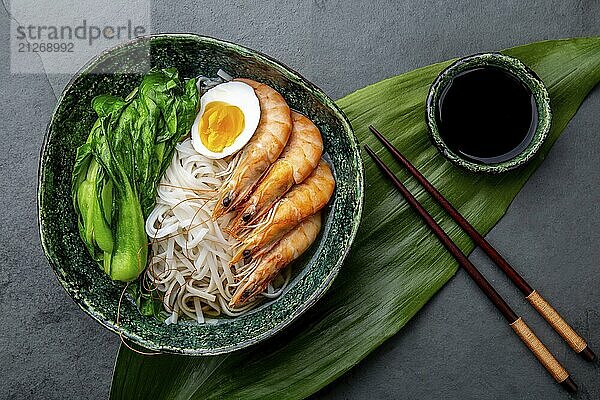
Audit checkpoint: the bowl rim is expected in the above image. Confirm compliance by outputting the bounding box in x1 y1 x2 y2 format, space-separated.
425 52 552 174
37 33 364 355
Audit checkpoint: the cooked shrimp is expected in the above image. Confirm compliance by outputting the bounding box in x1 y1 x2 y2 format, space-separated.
212 78 292 218
228 111 323 234
230 212 322 307
230 160 334 264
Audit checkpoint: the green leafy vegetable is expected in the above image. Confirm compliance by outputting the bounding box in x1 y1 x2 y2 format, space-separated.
73 68 199 282
127 281 164 318
110 38 600 399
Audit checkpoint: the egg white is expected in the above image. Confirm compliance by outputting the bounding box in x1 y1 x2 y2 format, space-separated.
191 81 260 159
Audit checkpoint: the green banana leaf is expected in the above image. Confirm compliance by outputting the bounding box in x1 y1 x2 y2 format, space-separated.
110 37 600 400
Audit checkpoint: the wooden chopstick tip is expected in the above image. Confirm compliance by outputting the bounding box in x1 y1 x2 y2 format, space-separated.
561 376 578 393
579 345 596 362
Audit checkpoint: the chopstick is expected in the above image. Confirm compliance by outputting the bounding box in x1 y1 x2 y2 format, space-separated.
369 125 595 363
364 144 578 393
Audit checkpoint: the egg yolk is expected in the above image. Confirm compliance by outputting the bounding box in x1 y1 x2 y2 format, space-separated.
198 101 245 152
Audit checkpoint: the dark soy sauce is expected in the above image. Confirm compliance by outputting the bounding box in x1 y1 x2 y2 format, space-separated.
435 66 538 164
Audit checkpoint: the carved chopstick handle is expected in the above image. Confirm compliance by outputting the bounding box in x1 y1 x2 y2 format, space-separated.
510 317 576 392
526 290 594 361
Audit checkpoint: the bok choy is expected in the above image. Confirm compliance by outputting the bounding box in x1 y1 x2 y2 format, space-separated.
72 68 199 281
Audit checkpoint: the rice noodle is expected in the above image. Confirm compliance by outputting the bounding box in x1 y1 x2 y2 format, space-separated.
145 138 289 324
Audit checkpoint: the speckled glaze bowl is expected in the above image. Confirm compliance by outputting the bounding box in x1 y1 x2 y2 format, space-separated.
426 52 551 173
38 34 363 355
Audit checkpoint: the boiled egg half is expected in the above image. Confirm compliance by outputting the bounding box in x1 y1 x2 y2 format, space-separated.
191 81 260 159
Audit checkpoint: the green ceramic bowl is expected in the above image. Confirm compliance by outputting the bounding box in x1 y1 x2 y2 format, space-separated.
426 52 551 173
38 34 363 355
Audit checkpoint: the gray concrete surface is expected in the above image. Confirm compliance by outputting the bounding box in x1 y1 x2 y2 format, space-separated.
1 0 599 399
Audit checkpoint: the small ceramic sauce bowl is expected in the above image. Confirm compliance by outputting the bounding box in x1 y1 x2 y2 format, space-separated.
426 53 552 173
